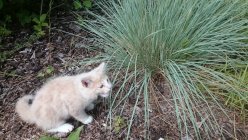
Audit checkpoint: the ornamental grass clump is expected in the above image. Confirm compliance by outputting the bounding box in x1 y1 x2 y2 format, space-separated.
81 0 248 139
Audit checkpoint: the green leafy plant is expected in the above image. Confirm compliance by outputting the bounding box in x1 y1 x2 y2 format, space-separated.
222 65 248 118
73 0 92 10
39 126 83 140
67 126 83 140
32 14 49 37
0 0 50 26
0 15 12 36
40 136 58 140
73 0 83 10
0 26 11 36
37 65 54 78
113 116 126 133
82 0 248 139
82 0 92 9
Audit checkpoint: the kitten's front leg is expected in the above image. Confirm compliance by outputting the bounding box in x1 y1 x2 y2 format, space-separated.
86 103 95 111
70 110 93 124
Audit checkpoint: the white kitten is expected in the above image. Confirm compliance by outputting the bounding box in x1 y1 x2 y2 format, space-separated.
15 62 112 133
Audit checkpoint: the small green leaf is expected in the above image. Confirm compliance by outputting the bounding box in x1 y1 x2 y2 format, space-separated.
37 72 45 77
32 18 40 24
39 136 59 140
37 31 45 37
67 126 83 140
46 66 54 74
83 0 92 9
40 14 47 22
73 0 83 10
33 25 41 32
41 23 49 27
0 26 11 36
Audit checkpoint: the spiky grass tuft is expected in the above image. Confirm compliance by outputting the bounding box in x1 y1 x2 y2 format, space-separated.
81 0 248 139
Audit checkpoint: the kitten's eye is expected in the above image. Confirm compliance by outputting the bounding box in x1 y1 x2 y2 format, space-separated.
100 84 104 88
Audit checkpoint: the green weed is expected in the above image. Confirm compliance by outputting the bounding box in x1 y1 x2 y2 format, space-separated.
40 136 58 140
0 15 12 36
32 14 49 37
73 0 92 10
113 116 126 133
0 25 11 36
37 65 55 78
39 126 83 140
222 65 248 119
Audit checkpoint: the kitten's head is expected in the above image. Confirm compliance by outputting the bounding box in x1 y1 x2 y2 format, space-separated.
79 62 112 98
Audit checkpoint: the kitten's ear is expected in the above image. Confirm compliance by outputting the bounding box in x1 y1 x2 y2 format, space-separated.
92 62 106 74
81 78 92 88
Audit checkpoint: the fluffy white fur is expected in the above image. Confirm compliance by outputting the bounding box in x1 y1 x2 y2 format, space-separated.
15 62 112 133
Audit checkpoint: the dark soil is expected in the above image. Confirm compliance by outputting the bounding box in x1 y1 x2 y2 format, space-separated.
0 12 248 140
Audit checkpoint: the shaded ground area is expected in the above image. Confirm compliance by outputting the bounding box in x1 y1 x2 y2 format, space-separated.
0 12 248 140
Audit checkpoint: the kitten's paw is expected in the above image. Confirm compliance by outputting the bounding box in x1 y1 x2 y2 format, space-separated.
60 123 74 133
82 116 93 124
48 123 74 133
